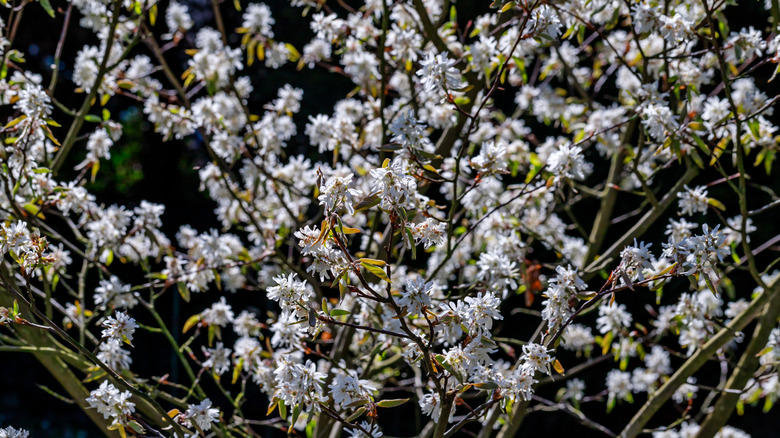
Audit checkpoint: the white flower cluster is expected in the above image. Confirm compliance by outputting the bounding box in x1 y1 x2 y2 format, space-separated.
408 218 447 250
329 367 377 409
651 423 750 438
542 265 587 331
678 185 710 216
0 221 56 275
100 311 138 344
416 52 463 96
178 398 220 432
0 427 29 438
663 224 730 278
272 358 327 413
266 273 315 318
86 381 135 428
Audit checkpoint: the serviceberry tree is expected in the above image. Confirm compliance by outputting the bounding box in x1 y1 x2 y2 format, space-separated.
0 0 779 437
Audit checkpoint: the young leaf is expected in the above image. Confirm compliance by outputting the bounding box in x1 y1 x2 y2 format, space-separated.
177 282 191 303
376 398 410 408
346 407 366 422
39 0 55 17
361 262 391 283
358 258 386 266
183 314 201 333
552 359 565 375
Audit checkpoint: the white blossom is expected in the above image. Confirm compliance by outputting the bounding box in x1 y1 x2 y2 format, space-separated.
184 398 220 431
100 311 138 344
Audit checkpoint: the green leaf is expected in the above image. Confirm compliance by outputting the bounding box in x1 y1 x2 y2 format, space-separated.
278 400 287 419
606 395 616 413
655 262 677 278
127 420 144 434
749 118 761 139
731 243 741 264
247 39 257 66
208 324 216 346
233 358 243 384
765 149 775 175
345 399 370 408
305 419 316 438
361 262 391 283
4 115 27 129
22 203 44 219
453 96 470 106
525 164 542 184
435 355 463 383
377 144 403 152
285 43 300 62
601 331 613 355
39 0 55 17
405 227 416 260
703 273 718 296
552 359 565 375
691 133 712 156
149 4 157 26
376 398 410 408
561 24 577 40
177 282 191 303
354 193 381 212
329 309 350 317
292 403 301 425
338 281 347 301
183 314 200 333
689 149 705 169
358 258 386 266
83 368 107 383
340 225 361 234
346 407 366 422
707 198 727 211
330 269 348 288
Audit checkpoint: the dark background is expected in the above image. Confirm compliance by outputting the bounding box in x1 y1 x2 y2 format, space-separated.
2 0 779 436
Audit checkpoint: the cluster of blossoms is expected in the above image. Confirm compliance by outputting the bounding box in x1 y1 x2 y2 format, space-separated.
100 311 138 344
86 381 136 429
0 221 57 275
0 427 29 438
0 0 779 437
651 423 751 438
541 265 587 331
175 399 220 433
